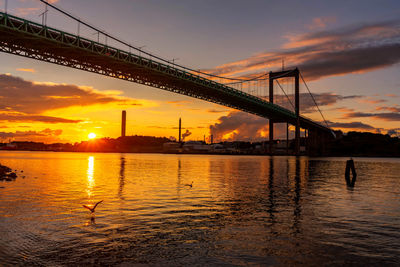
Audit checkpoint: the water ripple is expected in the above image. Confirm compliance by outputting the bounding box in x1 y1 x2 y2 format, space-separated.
0 152 399 265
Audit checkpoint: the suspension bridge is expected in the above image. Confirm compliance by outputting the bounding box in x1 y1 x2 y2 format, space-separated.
0 1 334 155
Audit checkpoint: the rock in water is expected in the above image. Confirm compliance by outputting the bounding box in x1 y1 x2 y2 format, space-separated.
0 163 18 181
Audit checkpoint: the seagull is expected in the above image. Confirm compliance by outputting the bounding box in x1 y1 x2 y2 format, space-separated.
184 181 193 187
82 200 103 213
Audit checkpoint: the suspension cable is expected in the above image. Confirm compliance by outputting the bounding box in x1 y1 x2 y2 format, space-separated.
37 0 261 82
224 72 269 85
299 72 329 128
225 69 297 86
275 80 295 110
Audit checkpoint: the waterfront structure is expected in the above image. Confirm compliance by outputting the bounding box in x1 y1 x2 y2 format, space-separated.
121 110 126 137
179 118 181 143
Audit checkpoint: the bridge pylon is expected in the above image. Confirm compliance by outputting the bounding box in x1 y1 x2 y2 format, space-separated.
269 68 300 155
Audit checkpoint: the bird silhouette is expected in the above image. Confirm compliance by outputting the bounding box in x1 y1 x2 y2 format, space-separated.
184 181 193 187
82 200 103 213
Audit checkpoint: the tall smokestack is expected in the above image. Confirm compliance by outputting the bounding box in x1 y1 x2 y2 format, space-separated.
121 110 126 137
178 118 181 143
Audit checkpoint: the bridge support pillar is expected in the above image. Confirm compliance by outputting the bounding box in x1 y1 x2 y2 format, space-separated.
269 120 274 154
294 68 300 156
269 72 274 154
305 129 309 154
286 123 289 155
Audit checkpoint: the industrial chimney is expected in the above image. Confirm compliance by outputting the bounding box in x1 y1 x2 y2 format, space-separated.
121 110 126 137
178 118 181 143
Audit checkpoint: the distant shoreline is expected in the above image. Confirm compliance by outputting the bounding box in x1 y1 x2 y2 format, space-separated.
0 149 399 159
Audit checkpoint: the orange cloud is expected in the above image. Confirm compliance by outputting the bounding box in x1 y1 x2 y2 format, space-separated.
307 17 336 30
15 7 40 16
0 74 156 127
358 98 387 104
376 106 400 112
16 68 36 73
0 74 146 114
209 111 270 142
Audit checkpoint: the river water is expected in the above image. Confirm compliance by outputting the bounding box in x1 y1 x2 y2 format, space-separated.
0 151 399 266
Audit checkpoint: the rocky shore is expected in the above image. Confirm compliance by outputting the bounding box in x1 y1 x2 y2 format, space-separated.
0 163 18 181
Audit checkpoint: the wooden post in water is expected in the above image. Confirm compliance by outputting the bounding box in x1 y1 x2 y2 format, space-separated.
345 159 357 187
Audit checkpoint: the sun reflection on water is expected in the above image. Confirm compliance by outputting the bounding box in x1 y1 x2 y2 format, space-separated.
86 156 95 198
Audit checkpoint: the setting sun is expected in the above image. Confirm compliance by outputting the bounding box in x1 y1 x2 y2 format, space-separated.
88 133 96 139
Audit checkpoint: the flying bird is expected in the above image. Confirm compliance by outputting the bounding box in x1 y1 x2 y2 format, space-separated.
184 181 193 187
82 200 103 213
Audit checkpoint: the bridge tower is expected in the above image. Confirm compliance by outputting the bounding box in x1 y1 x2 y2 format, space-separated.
269 68 300 155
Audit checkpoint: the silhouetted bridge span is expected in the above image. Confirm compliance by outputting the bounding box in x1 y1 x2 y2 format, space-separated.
0 11 333 155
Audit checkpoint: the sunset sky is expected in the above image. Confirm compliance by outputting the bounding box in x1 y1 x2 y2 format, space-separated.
0 0 399 143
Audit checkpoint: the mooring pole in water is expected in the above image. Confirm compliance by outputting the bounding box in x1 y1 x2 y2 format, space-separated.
345 159 357 187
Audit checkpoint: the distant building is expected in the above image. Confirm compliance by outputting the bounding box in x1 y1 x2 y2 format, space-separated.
163 142 181 153
183 141 211 153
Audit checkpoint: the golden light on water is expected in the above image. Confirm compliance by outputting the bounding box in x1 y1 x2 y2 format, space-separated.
86 156 95 198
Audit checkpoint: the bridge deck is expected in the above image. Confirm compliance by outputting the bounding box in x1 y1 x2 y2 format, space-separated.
0 12 330 133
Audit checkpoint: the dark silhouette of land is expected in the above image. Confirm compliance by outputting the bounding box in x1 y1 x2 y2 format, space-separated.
0 132 399 157
329 131 400 157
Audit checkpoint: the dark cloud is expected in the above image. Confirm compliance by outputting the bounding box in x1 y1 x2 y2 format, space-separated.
376 106 400 113
272 92 361 113
209 111 295 142
181 129 192 141
327 121 375 130
0 128 63 142
204 20 400 81
343 111 400 121
0 74 140 114
0 74 144 124
0 114 81 123
210 111 268 142
207 109 227 113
